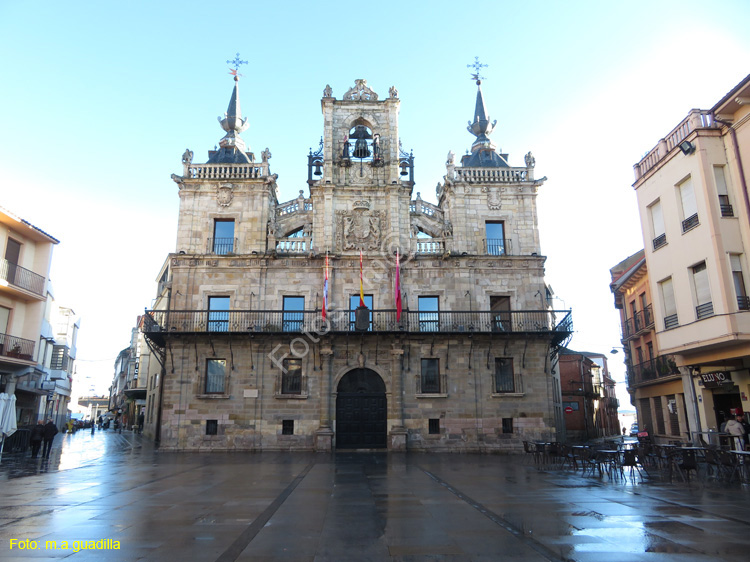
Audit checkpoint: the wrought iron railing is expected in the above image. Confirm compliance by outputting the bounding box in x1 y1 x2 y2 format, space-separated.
682 213 699 233
0 332 35 361
738 296 750 311
627 355 679 387
652 233 667 251
207 237 237 255
664 313 679 330
696 302 714 320
721 204 734 217
0 259 46 297
622 304 654 339
142 309 572 338
486 239 512 256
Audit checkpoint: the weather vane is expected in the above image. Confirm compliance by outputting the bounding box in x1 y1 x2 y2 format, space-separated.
227 52 248 78
467 56 488 84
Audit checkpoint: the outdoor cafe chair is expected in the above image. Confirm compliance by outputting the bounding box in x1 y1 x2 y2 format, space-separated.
621 449 646 480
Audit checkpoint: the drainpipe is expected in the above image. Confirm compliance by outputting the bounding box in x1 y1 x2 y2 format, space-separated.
714 116 750 229
154 287 172 447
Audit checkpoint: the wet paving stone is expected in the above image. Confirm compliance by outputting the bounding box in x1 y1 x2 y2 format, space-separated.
2 432 750 560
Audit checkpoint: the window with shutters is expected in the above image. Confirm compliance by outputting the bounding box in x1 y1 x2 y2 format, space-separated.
659 277 678 329
678 177 699 232
730 254 749 310
649 200 666 250
691 262 713 319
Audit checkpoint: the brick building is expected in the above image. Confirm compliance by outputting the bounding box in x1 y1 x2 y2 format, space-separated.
141 74 572 451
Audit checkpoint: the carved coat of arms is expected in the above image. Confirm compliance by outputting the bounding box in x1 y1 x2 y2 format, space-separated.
336 208 387 250
216 184 234 207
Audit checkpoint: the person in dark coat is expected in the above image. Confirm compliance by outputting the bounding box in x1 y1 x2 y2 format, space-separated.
29 420 44 458
42 419 58 458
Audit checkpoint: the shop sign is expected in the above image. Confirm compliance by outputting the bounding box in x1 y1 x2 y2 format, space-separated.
700 371 732 388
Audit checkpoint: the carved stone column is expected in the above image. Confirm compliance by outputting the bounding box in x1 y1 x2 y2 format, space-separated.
314 345 334 452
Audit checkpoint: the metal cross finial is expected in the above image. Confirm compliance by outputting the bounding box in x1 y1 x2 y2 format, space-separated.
227 52 248 74
467 56 488 83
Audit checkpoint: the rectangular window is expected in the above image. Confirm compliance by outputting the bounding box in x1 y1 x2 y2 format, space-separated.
730 254 749 310
282 358 302 394
485 221 506 255
649 200 666 250
494 358 515 393
50 345 69 370
3 238 21 286
0 305 9 334
715 166 733 217
659 278 678 329
502 418 513 434
213 219 235 254
679 177 699 232
282 420 294 435
205 359 226 394
208 296 230 332
418 296 439 332
420 358 440 394
691 262 713 319
349 295 373 331
206 420 218 435
283 296 305 332
562 401 579 411
428 418 440 434
490 296 511 332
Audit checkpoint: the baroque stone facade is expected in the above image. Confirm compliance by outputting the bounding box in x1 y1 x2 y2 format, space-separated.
142 76 572 452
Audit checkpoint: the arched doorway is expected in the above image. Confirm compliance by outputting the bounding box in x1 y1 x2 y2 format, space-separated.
335 368 387 449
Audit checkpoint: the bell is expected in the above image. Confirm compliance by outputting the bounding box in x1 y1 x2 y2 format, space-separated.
400 160 409 176
353 138 370 159
313 160 323 176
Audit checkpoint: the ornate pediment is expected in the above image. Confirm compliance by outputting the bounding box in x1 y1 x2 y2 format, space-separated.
343 79 379 101
336 208 388 251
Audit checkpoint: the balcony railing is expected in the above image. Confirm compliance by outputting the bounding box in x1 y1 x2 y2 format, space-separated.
207 237 237 255
696 302 714 320
187 162 269 180
0 332 35 361
664 313 679 329
738 296 750 311
276 237 311 254
627 355 680 387
142 309 572 339
0 259 46 297
682 213 699 233
652 233 667 251
486 239 512 256
414 239 445 254
721 204 734 217
454 167 528 183
622 304 654 339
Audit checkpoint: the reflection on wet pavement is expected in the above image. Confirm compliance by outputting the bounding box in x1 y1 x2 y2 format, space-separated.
0 432 749 561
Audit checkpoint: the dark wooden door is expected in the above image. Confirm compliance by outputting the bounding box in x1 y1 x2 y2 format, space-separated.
336 393 387 449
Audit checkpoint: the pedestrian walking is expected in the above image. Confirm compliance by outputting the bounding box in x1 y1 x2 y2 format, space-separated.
29 420 44 458
725 414 746 451
137 411 144 434
42 419 58 458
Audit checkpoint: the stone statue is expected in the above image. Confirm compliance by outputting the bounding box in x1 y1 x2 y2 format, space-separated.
261 148 272 163
323 84 332 98
446 151 455 166
372 134 381 160
524 151 535 168
442 219 453 238
182 149 193 165
389 86 398 99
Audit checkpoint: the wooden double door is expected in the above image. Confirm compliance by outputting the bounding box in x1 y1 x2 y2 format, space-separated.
335 369 387 449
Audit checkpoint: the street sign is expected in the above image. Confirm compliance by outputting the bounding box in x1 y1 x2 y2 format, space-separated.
564 406 574 413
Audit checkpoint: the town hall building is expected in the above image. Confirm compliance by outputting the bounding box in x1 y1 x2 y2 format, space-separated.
141 66 572 452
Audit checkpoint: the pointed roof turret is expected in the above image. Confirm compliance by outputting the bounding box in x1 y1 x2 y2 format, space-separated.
462 58 508 168
208 55 253 164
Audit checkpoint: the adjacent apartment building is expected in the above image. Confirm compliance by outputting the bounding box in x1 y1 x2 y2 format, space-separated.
140 74 572 452
629 73 750 439
0 207 60 425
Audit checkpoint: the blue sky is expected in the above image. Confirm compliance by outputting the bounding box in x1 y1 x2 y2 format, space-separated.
1 0 749 402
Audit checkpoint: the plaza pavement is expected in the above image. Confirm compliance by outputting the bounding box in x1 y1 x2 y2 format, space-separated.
0 429 749 561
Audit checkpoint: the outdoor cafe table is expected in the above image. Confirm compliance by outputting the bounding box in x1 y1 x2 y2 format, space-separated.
731 450 750 483
596 450 622 478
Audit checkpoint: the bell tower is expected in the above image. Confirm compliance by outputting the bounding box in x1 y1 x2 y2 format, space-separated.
308 80 414 255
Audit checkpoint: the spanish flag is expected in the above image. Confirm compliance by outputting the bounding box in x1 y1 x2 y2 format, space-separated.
322 252 329 319
359 249 365 307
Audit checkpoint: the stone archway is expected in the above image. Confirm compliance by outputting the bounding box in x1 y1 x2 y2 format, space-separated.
335 368 387 449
